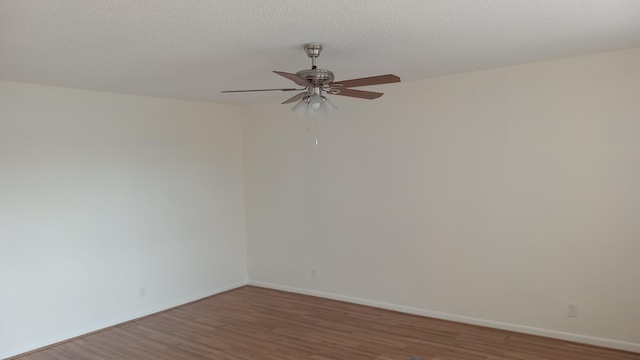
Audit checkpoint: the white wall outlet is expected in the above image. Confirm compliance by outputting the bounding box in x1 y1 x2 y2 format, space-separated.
568 303 578 317
140 286 146 298
310 269 317 279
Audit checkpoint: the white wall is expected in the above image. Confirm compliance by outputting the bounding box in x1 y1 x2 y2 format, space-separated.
2 47 639 358
243 47 640 351
0 81 247 358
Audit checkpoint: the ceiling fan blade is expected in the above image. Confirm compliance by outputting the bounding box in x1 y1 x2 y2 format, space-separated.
282 92 308 104
221 88 303 93
331 88 384 100
273 71 311 87
331 74 400 88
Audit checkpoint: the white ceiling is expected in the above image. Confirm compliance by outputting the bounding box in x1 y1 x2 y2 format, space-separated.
1 1 639 105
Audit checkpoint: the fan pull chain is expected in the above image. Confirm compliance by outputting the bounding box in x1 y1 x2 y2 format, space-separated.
314 116 319 146
306 116 320 146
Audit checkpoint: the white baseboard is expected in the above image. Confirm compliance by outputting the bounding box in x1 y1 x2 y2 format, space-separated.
248 280 640 354
1 281 247 360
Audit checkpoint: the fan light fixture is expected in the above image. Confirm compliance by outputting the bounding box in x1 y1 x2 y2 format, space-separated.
292 93 337 117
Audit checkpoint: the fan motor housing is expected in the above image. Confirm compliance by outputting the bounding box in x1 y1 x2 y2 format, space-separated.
296 69 334 86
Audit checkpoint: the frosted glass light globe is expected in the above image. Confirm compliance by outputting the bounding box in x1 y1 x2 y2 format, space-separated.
309 95 323 110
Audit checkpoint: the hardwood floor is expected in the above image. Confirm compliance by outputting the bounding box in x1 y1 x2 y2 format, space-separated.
10 286 640 360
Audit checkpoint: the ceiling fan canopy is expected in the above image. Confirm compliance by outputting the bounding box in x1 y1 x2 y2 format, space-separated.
222 43 400 114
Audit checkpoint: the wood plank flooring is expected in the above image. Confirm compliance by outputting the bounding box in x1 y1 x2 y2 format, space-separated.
10 286 640 360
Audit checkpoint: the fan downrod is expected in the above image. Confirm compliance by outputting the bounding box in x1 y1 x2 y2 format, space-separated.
296 43 334 87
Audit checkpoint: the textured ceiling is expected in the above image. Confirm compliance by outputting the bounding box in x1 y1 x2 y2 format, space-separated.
1 1 640 105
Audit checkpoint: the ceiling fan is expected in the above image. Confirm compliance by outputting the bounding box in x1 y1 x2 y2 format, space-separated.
222 43 401 116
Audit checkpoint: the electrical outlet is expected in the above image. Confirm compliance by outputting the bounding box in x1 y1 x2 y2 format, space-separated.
568 303 577 317
140 286 146 298
310 270 317 279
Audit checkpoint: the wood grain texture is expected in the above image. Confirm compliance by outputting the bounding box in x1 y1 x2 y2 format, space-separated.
10 286 640 360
